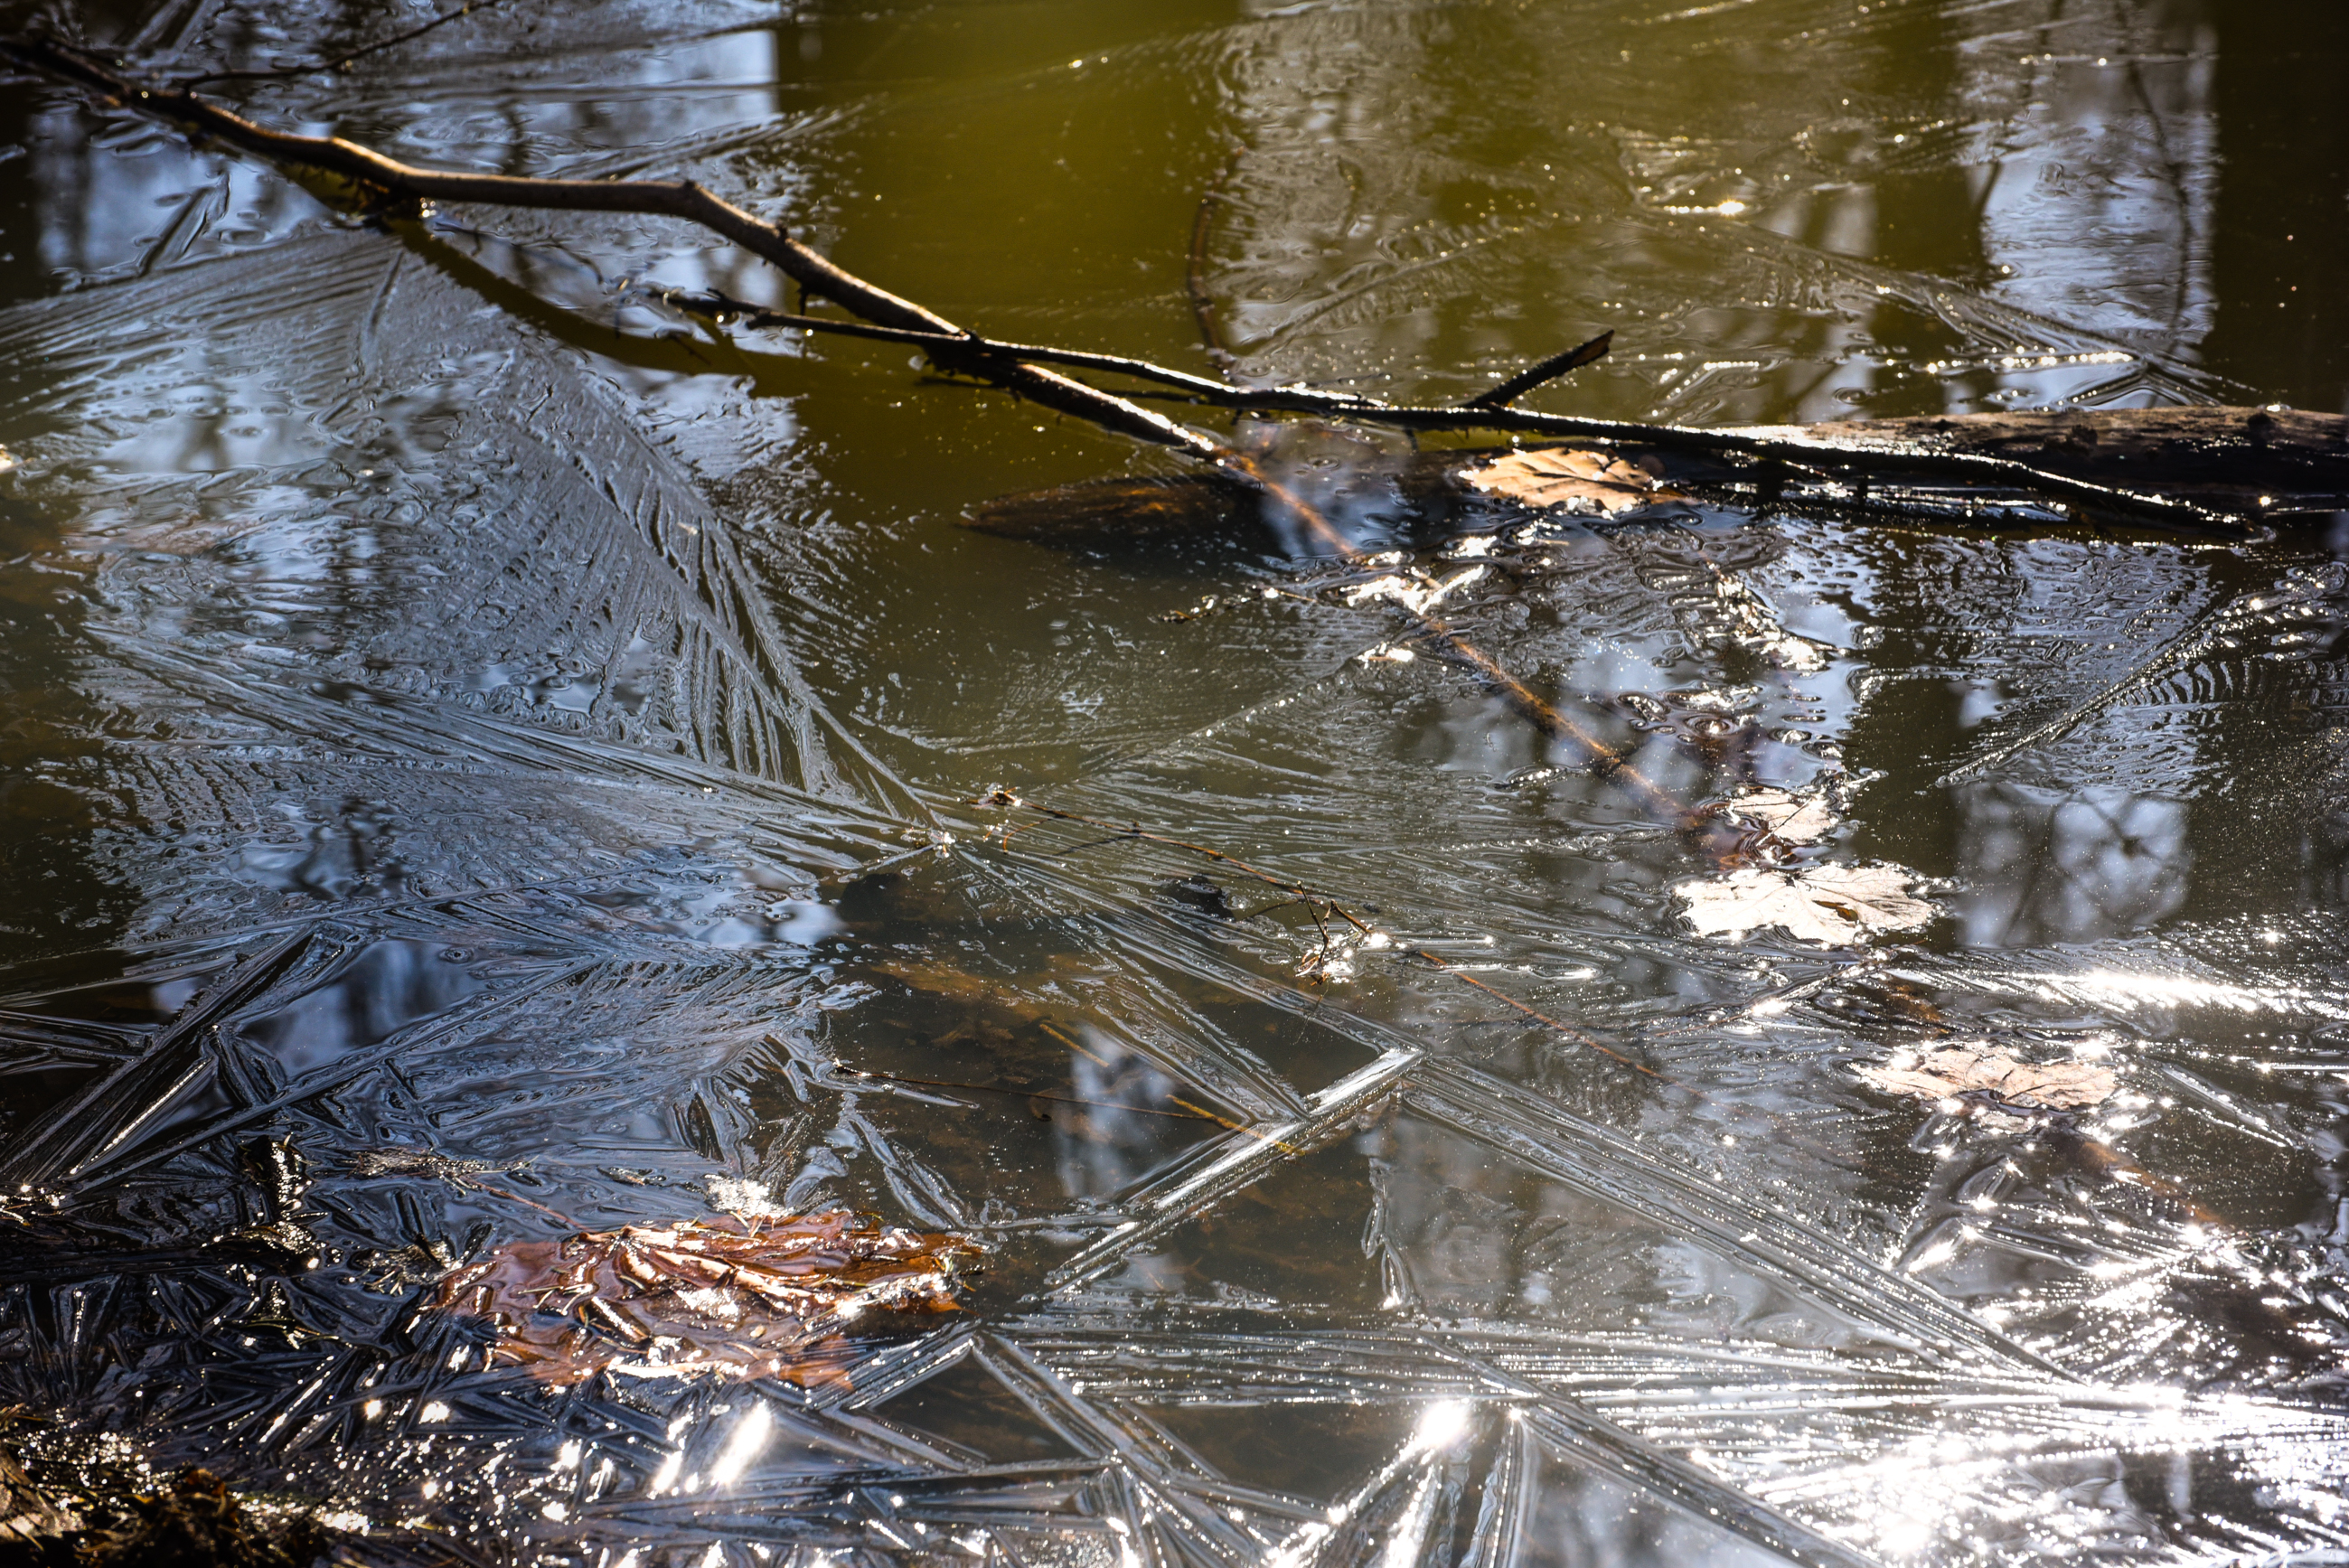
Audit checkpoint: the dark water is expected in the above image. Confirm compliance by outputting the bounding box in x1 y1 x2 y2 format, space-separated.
2 1 2348 1563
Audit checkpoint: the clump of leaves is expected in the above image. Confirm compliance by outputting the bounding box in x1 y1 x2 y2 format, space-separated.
428 1210 984 1386
1857 1047 2118 1113
1460 446 1683 514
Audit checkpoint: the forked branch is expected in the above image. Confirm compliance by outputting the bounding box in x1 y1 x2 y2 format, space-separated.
0 34 1217 459
0 32 2247 535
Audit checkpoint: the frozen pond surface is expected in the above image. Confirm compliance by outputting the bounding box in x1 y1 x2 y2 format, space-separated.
2 1 2348 1563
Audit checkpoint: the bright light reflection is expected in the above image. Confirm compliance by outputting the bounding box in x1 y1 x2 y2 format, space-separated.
708 1401 773 1488
1268 1402 1481 1568
1407 1399 1471 1456
2043 969 2340 1018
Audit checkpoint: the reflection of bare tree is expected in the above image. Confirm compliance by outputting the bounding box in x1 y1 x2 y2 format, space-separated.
1956 781 2190 946
1959 3 2218 386
1051 1026 1189 1201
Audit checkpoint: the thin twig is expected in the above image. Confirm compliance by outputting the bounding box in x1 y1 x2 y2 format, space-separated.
830 1064 1224 1123
646 286 1381 409
1406 615 1687 823
1464 330 1614 409
467 1181 584 1234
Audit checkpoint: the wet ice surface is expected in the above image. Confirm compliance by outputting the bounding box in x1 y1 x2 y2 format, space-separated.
3 1 2349 1564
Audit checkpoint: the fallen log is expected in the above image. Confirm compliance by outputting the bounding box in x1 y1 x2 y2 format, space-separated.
962 406 2349 549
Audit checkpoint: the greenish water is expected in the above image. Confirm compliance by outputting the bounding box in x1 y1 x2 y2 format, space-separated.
1 2 2347 1563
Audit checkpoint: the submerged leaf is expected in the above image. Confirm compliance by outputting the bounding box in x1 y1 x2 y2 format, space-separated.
1724 786 1838 846
428 1210 984 1386
1460 446 1683 514
1675 863 1931 945
1857 1047 2118 1113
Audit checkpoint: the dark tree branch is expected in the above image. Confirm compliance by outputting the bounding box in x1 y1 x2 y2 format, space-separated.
1 31 2250 538
644 286 1385 408
1463 330 1613 409
645 289 2259 535
0 33 1226 463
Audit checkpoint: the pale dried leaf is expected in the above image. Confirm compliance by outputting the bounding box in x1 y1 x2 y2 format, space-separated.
1856 1046 2117 1113
1728 787 1837 845
1460 446 1683 514
428 1210 984 1386
1675 863 1932 945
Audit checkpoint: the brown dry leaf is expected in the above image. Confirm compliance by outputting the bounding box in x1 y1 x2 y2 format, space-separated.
1856 1046 2118 1113
1460 446 1683 515
428 1210 984 1386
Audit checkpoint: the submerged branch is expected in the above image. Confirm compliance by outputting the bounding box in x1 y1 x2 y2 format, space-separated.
1406 614 1687 823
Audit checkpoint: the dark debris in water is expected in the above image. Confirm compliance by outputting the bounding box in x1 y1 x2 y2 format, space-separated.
0 1453 334 1568
964 408 2349 557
